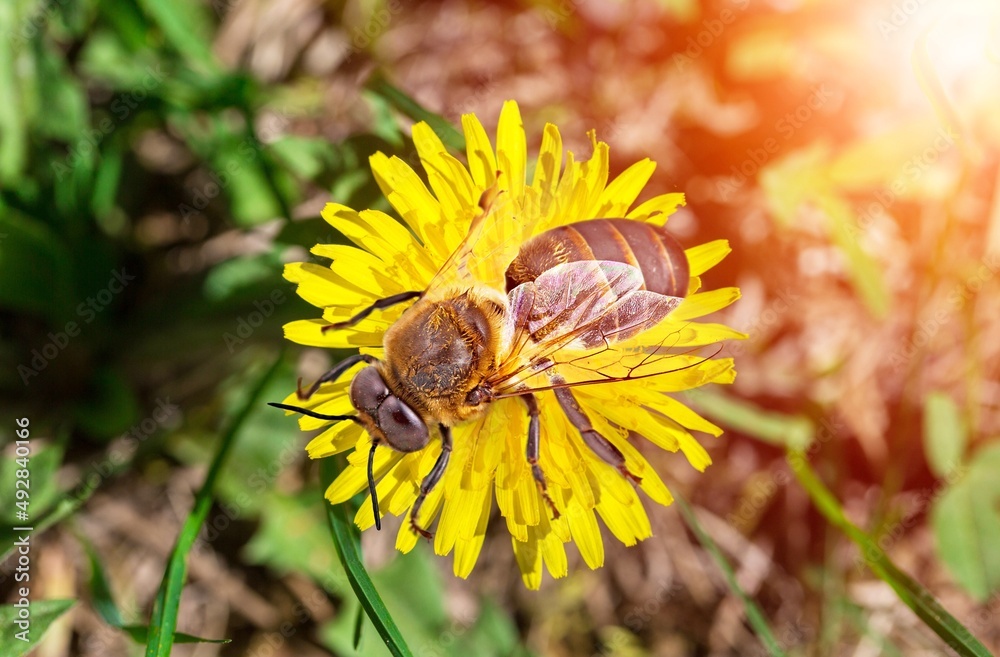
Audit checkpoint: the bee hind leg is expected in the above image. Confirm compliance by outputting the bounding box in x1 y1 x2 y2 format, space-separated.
554 388 642 485
409 424 452 539
522 393 560 519
321 290 423 333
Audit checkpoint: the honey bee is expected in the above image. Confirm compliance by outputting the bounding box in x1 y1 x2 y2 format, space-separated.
272 188 695 538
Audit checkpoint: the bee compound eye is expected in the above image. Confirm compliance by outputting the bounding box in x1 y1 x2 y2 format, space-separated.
376 396 429 453
349 366 389 415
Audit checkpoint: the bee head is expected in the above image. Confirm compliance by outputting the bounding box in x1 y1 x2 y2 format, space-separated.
350 365 429 453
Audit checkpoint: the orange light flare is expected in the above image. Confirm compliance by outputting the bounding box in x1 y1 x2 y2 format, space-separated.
856 0 1000 249
867 0 1000 132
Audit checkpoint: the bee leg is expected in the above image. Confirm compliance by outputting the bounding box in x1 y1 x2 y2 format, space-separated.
554 388 643 485
321 290 423 333
409 424 452 540
522 393 560 519
297 353 378 400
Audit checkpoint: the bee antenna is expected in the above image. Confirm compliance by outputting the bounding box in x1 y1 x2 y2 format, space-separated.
267 402 361 424
368 442 381 531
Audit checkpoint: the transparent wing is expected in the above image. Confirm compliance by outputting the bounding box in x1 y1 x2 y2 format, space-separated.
422 184 532 300
489 260 688 395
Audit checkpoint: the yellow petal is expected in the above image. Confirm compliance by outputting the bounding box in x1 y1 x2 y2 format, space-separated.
454 485 492 578
462 113 497 190
594 159 656 218
282 319 382 349
310 244 405 299
627 192 686 225
283 262 374 308
578 133 610 217
531 123 563 215
321 203 436 285
685 239 731 277
597 488 652 546
306 419 362 458
325 446 404 505
541 530 568 579
395 479 445 554
496 100 526 199
567 506 604 569
672 287 742 321
512 534 543 590
434 486 486 557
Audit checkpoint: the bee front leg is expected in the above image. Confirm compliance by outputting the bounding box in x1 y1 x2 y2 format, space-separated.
297 353 378 400
321 290 423 333
522 393 560 520
409 424 452 539
554 388 642 485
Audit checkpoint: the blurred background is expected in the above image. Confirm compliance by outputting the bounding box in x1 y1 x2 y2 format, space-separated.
1 0 999 655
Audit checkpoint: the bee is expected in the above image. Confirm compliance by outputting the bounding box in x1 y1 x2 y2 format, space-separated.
272 188 694 538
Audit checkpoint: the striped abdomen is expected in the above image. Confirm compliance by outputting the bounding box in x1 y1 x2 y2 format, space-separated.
505 219 690 297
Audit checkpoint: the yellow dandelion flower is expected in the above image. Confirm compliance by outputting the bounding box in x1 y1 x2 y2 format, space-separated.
274 100 743 589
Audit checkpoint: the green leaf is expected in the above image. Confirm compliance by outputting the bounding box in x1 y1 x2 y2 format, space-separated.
685 388 814 450
82 534 229 646
932 444 1000 602
0 1 28 182
0 441 63 526
790 451 994 656
82 536 125 628
818 193 891 319
134 0 217 72
144 352 284 657
72 368 141 440
0 599 75 657
366 73 465 153
31 39 90 142
674 493 788 657
320 459 415 657
0 211 74 323
123 626 230 645
923 392 967 477
243 492 348 590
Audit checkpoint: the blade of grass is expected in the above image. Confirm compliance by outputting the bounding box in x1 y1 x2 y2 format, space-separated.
82 534 228 645
319 458 415 657
685 388 813 450
144 351 284 657
788 451 994 657
674 493 788 657
366 72 466 152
